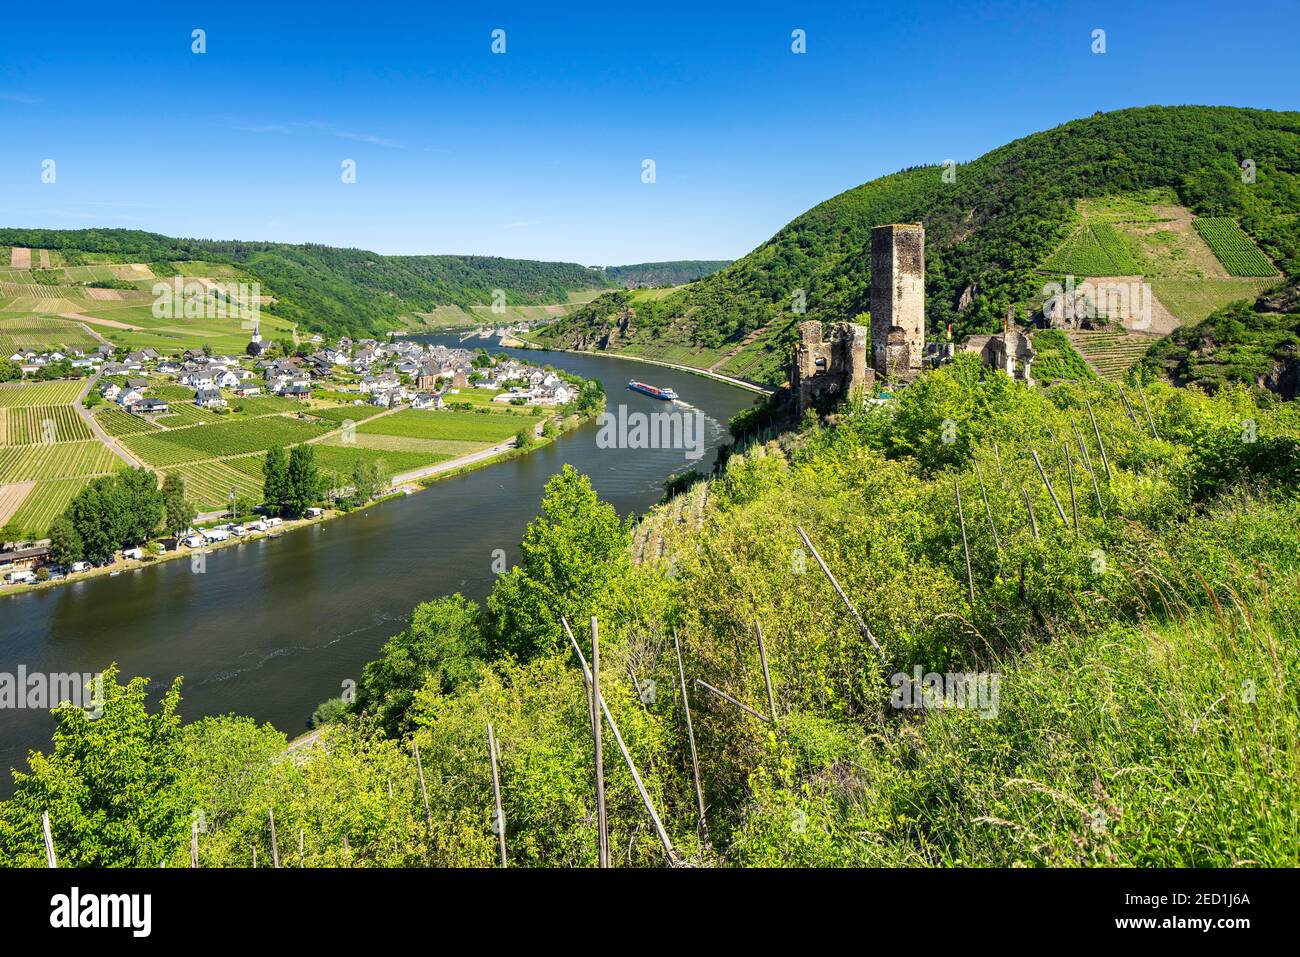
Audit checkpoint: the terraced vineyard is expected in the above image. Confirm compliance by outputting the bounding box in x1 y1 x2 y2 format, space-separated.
1191 217 1277 276
0 440 119 482
1065 329 1163 381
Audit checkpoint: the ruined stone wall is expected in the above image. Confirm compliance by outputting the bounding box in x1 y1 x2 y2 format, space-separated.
792 320 872 414
870 223 926 380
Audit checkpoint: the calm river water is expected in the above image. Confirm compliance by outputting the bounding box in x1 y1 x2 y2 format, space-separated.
0 338 758 794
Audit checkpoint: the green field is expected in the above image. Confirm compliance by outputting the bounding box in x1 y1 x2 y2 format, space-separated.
0 440 119 482
309 404 386 426
123 415 330 466
0 380 86 407
1192 217 1278 276
357 408 536 443
1148 277 1275 325
310 444 447 478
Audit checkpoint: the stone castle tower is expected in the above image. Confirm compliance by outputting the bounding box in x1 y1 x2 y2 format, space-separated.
870 223 925 380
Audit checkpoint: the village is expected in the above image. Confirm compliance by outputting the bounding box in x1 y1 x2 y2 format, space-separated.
0 323 600 592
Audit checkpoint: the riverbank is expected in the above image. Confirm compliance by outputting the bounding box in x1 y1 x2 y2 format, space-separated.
0 408 590 600
510 335 775 395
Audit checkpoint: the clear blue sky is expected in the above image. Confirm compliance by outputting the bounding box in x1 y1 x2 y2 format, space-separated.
0 0 1294 265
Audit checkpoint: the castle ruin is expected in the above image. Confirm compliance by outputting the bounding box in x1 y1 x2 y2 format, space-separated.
791 320 872 414
870 223 926 380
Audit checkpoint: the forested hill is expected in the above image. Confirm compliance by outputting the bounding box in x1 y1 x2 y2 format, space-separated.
602 260 731 287
0 227 613 338
535 106 1300 385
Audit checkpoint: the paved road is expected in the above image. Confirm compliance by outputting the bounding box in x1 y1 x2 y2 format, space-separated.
73 371 145 468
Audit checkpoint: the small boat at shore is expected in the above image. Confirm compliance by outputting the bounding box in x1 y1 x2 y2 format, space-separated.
628 380 678 400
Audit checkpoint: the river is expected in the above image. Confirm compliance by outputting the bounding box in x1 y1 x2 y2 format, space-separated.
0 337 757 794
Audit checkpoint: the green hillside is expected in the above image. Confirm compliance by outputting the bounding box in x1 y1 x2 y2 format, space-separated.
0 228 614 339
602 260 731 287
5 362 1297 867
1144 279 1300 395
535 106 1300 385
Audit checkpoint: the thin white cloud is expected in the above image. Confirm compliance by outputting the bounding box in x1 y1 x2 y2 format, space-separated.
504 219 544 229
233 119 409 149
0 92 41 104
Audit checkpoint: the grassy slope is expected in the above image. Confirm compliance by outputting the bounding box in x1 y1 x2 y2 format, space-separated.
0 229 615 340
537 106 1300 386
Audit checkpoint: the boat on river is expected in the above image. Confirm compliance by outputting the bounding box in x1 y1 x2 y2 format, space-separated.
628 380 678 400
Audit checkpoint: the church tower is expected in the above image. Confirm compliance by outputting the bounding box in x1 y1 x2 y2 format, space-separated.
246 317 263 357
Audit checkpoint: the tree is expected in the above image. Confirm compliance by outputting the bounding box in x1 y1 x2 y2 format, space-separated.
116 468 165 546
0 521 22 550
348 457 388 505
357 594 486 735
0 666 193 867
48 516 84 566
284 444 322 518
515 425 535 448
486 465 631 659
262 445 289 515
62 468 163 564
162 473 196 539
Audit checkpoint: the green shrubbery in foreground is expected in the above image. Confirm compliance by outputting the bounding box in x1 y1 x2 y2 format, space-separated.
2 356 1297 867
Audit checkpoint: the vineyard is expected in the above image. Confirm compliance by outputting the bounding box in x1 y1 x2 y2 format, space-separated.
0 379 85 407
1041 223 1144 275
95 406 161 437
0 440 119 483
1191 217 1277 276
5 477 94 538
164 460 265 511
122 415 330 465
3 404 92 444
0 316 99 353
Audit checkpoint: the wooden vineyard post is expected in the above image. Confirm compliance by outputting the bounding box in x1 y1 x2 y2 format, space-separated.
562 618 677 864
673 630 709 846
1064 444 1079 537
414 741 434 837
954 478 976 605
269 808 280 868
795 525 886 663
1086 398 1112 481
755 621 778 725
487 722 507 868
974 460 1002 553
1030 448 1068 525
590 617 609 868
1022 486 1039 539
